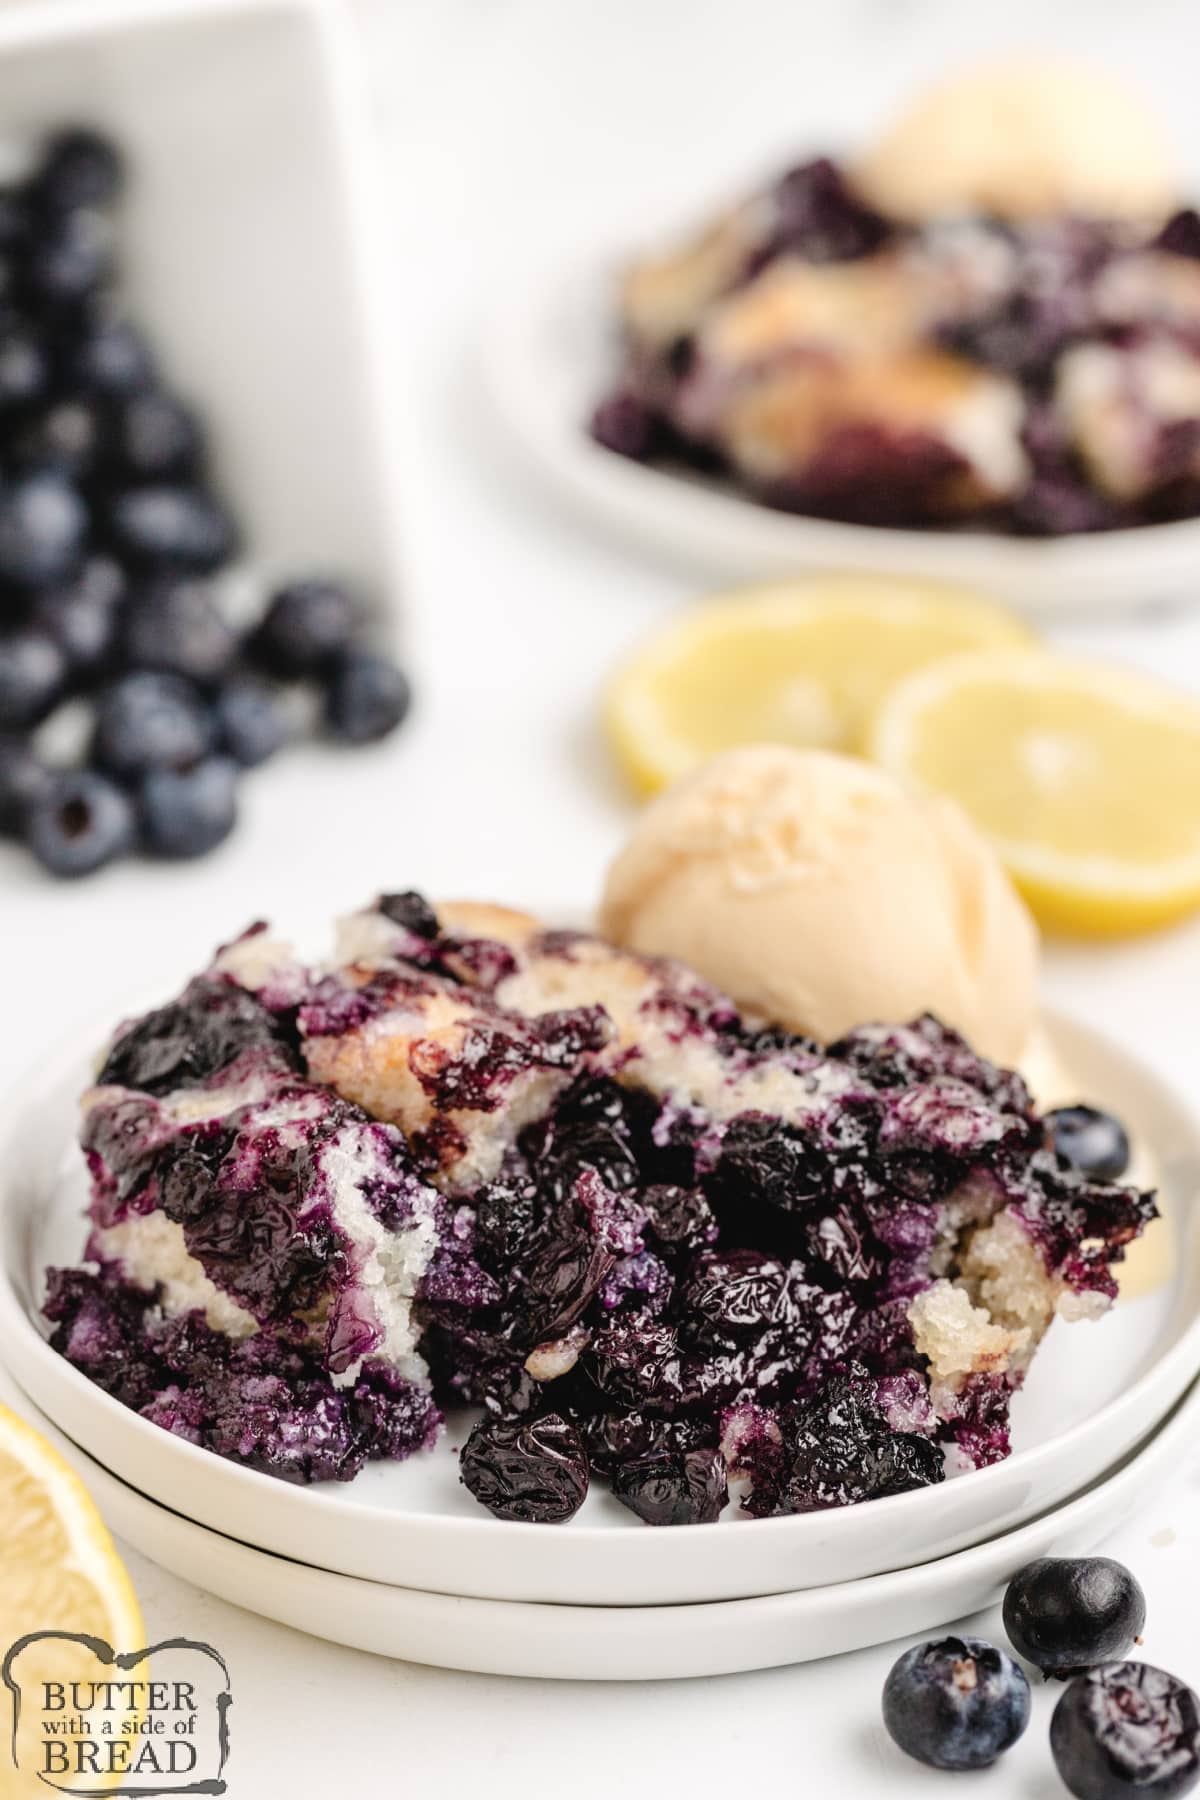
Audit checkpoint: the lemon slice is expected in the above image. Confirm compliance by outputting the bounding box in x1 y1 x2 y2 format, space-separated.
0 1404 144 1797
604 576 1035 795
869 650 1200 934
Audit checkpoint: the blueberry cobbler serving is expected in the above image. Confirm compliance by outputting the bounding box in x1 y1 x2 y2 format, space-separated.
591 163 1200 534
45 893 1156 1524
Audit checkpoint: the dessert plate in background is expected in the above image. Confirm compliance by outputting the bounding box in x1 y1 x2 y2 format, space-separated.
6 1374 1198 1679
485 265 1200 615
1 1002 1197 1607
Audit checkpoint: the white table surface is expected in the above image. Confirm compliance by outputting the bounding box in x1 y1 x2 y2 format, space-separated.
4 0 1200 1791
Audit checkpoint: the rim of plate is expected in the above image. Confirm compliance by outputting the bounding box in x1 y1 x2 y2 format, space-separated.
482 261 1200 613
1 999 1198 1560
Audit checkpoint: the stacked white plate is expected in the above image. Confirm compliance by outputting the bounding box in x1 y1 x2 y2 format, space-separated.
2 1009 1198 1678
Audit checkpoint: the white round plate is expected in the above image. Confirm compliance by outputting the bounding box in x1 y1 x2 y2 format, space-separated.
485 264 1200 614
12 1376 1200 1680
1 1003 1197 1606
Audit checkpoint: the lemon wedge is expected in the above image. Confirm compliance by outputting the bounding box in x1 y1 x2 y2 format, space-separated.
0 1404 144 1797
604 576 1035 795
869 649 1200 934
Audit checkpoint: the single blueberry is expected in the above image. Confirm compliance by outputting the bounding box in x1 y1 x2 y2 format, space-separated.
64 312 155 397
92 671 214 778
882 1636 1031 1771
590 391 661 460
26 768 134 876
325 650 411 744
22 206 110 307
1051 1663 1200 1800
30 557 125 680
0 331 48 413
459 1412 589 1523
1046 1106 1132 1182
0 627 68 728
0 735 53 834
120 581 236 685
105 484 236 572
11 397 104 477
250 579 362 677
1004 1558 1147 1679
108 390 204 481
214 676 290 767
0 469 88 587
139 756 238 859
612 1446 728 1525
35 129 123 213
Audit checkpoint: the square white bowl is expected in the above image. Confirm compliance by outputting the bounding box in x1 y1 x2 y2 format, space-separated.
0 0 405 620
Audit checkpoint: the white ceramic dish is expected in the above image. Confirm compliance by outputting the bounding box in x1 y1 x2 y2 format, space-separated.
10 1376 1200 1680
0 0 405 617
2 1004 1197 1607
485 264 1200 614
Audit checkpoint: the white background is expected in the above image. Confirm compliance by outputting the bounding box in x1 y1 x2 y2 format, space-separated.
5 0 1200 1791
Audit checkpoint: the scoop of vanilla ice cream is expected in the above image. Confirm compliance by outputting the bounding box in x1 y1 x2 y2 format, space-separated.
854 61 1177 223
599 745 1038 1066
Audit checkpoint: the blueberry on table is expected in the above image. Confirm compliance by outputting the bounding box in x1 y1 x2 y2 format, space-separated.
459 1412 589 1523
120 581 236 685
0 331 49 414
34 128 124 213
325 651 411 744
0 735 52 834
1047 1106 1132 1182
1051 1663 1200 1800
0 628 67 729
104 484 236 572
11 397 104 478
26 769 133 876
22 206 111 308
139 756 238 859
214 677 290 767
92 671 214 778
250 579 362 677
612 1446 728 1525
882 1636 1031 1770
0 469 87 587
1004 1557 1146 1679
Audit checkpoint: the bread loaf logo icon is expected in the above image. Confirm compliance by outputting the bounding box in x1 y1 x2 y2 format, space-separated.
2 1633 231 1796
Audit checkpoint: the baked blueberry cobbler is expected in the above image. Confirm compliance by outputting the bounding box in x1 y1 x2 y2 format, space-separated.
46 894 1156 1520
591 158 1200 533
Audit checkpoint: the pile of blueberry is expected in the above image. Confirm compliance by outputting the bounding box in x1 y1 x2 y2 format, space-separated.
882 1556 1200 1797
0 127 410 877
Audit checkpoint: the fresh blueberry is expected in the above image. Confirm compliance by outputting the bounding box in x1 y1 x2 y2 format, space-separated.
612 1447 728 1525
0 735 53 833
0 469 88 587
26 769 134 876
1047 1106 1132 1182
460 1412 589 1524
0 331 48 413
882 1636 1031 1771
0 628 68 727
92 671 214 778
325 651 411 744
64 312 155 397
250 579 361 677
139 756 238 859
105 484 236 572
1051 1663 1200 1800
34 129 123 213
590 391 662 460
30 557 125 680
108 390 204 481
214 676 289 767
11 397 104 477
22 207 110 307
1004 1558 1147 1679
120 581 236 685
